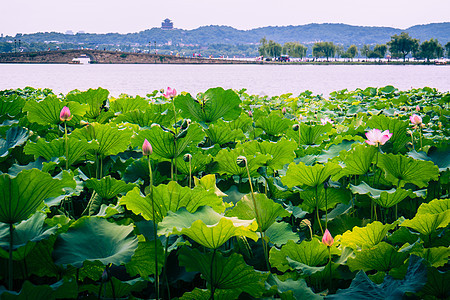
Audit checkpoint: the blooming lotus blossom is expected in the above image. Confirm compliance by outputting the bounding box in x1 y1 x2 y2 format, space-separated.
59 106 72 122
163 87 177 98
142 139 153 156
322 229 334 247
410 114 422 125
320 117 333 125
365 129 393 146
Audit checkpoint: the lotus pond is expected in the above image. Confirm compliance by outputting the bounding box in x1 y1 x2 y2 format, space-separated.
0 86 448 299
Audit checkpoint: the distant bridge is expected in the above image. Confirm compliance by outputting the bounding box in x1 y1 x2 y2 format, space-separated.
0 50 263 64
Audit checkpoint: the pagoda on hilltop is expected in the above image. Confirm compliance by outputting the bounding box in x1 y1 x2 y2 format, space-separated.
161 18 174 30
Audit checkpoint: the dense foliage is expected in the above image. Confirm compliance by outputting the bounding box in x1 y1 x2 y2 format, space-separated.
0 85 449 299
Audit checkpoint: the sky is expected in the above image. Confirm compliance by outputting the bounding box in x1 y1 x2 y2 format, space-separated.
2 0 449 36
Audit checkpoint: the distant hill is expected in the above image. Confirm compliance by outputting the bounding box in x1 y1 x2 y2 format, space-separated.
3 23 450 46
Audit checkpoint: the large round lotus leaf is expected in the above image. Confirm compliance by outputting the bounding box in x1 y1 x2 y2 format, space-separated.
53 217 138 268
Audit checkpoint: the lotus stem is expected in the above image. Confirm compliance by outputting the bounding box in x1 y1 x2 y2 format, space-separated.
315 185 324 236
8 223 13 291
64 121 69 170
419 126 423 150
325 185 328 229
170 158 174 181
162 238 171 300
148 157 159 300
245 161 270 271
189 157 192 188
210 248 217 300
328 246 332 291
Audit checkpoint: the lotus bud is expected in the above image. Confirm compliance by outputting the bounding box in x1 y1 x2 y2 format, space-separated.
415 105 420 112
142 139 152 156
292 124 300 131
248 111 253 117
101 269 109 283
236 156 247 168
409 114 422 125
438 122 442 129
183 153 192 162
322 228 334 247
59 106 72 122
163 87 177 98
282 107 287 114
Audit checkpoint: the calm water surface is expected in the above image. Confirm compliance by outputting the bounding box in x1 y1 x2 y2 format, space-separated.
0 64 449 97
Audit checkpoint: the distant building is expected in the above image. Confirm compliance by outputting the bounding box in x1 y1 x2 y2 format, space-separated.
161 18 173 30
65 30 74 35
77 31 85 34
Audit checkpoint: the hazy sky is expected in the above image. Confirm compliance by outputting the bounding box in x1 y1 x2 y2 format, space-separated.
2 0 449 36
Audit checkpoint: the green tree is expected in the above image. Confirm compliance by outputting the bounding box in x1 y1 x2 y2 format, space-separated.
312 41 336 61
445 41 450 58
373 44 387 58
419 38 443 62
259 37 268 57
346 45 358 60
266 40 282 58
387 32 419 61
282 42 307 58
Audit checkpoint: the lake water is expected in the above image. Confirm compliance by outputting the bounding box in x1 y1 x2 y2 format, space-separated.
0 63 449 97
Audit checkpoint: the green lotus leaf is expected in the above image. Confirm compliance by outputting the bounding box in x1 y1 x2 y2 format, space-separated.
125 238 164 277
287 123 332 145
408 147 450 172
299 185 350 212
0 212 57 261
20 235 61 278
122 157 166 186
0 126 29 158
420 265 450 299
0 278 77 300
204 119 245 145
269 239 330 273
71 122 133 157
176 152 212 175
119 181 227 223
417 198 449 215
255 111 292 136
266 274 323 300
113 104 174 128
66 87 109 119
400 211 450 236
335 143 377 179
0 169 75 224
286 257 327 275
349 181 416 208
367 115 409 153
282 161 341 188
229 113 253 133
179 288 240 300
378 153 440 188
193 174 227 197
24 136 98 166
52 216 138 268
242 138 297 172
158 206 258 249
412 246 450 268
328 256 426 300
347 242 408 272
23 95 87 126
85 176 137 200
131 123 204 160
226 192 290 231
178 247 267 297
378 85 397 95
338 221 396 250
80 277 147 299
175 87 241 123
265 222 299 247
316 140 356 164
213 147 271 177
0 94 25 119
109 95 150 114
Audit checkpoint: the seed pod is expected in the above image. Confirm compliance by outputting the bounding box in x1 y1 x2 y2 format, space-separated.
236 156 247 168
292 124 300 131
299 219 311 230
183 153 192 162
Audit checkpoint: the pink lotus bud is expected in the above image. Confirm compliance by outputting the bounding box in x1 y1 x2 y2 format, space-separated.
320 117 333 125
248 111 253 117
282 107 287 114
322 229 334 247
163 87 177 98
410 114 422 125
365 129 393 146
415 105 420 112
59 106 72 122
142 139 152 156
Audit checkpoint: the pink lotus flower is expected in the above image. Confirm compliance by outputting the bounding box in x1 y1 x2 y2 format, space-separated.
282 107 287 114
163 87 177 98
365 129 393 146
415 105 420 112
142 139 153 156
59 106 72 122
320 117 333 125
248 111 253 117
322 229 334 247
410 114 422 125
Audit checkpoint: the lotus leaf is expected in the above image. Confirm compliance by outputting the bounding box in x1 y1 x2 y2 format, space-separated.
158 206 258 249
0 126 29 158
400 211 450 236
299 184 350 212
178 247 267 297
287 123 332 145
349 181 416 208
193 174 227 197
52 216 138 268
0 278 77 300
109 95 150 114
338 221 396 250
335 143 377 178
179 288 240 300
0 95 25 120
417 198 449 215
113 105 174 128
213 147 270 177
266 274 323 300
125 238 164 277
282 161 341 188
66 87 109 119
265 222 299 247
412 246 450 268
347 242 408 272
367 115 409 153
226 192 290 231
176 152 212 175
255 111 292 136
204 119 245 145
85 175 136 200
